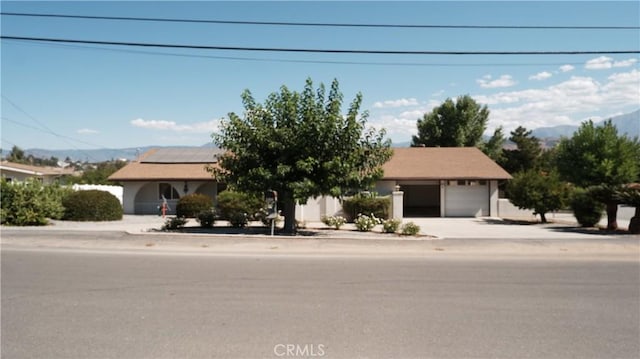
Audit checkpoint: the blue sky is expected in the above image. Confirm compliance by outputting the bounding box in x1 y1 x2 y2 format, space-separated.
1 1 639 151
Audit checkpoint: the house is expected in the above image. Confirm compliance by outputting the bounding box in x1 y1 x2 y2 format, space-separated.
0 161 79 184
376 147 511 217
110 147 511 219
108 148 224 215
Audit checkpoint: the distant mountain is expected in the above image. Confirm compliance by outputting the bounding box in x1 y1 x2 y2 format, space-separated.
532 109 640 140
22 146 156 163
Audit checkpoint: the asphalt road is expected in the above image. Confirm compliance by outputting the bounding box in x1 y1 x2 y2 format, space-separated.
2 244 639 359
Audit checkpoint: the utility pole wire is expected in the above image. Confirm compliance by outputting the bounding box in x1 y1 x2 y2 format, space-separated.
2 36 639 55
2 12 639 30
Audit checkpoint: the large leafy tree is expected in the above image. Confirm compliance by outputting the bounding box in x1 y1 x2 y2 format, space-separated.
412 95 489 147
212 78 393 233
506 169 569 223
556 120 640 230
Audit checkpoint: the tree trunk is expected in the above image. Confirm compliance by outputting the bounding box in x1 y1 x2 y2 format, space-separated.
539 212 547 223
281 196 297 234
606 201 618 230
629 206 640 234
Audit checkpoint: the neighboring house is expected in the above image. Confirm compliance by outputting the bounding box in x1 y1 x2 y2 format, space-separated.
110 147 512 219
108 148 224 215
0 161 78 184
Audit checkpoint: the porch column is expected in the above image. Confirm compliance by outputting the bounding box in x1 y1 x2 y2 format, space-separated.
440 180 446 217
392 186 404 220
123 182 145 214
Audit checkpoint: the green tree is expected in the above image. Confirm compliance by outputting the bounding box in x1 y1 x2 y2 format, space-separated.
501 126 542 174
505 170 569 223
412 95 489 147
71 160 127 184
6 145 26 163
212 78 392 233
615 184 640 234
556 120 640 230
480 126 506 163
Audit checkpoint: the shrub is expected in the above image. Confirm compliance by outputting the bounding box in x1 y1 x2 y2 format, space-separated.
63 190 123 221
570 188 604 227
176 193 213 218
382 218 401 233
321 215 346 229
342 194 390 222
216 191 263 228
401 222 421 236
162 216 188 230
1 178 73 226
354 213 380 232
196 209 216 228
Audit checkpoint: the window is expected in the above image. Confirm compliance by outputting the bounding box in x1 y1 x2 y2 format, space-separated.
159 183 180 200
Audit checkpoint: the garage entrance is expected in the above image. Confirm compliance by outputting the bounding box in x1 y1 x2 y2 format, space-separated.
444 180 489 217
402 184 441 217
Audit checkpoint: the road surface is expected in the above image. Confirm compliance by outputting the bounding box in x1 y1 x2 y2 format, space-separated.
2 242 639 358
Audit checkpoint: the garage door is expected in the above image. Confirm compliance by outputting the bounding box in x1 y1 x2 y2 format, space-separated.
445 184 488 217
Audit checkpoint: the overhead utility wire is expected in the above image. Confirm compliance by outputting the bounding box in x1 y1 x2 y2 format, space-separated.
2 36 638 55
2 12 639 30
14 40 590 67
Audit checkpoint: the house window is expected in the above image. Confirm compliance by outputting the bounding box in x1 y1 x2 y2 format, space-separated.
159 183 180 200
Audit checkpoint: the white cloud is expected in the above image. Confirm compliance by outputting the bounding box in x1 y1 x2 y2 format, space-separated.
476 74 517 88
77 128 99 134
559 64 575 73
613 58 638 67
370 68 639 143
586 57 637 70
372 98 419 108
131 118 219 133
529 71 553 81
473 68 639 135
585 56 613 69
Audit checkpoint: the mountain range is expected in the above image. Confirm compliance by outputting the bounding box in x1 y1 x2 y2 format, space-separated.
3 110 638 163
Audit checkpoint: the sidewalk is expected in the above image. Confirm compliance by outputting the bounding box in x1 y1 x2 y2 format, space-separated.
27 213 636 240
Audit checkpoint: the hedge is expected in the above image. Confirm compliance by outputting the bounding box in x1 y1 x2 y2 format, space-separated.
341 195 390 222
63 190 123 221
176 193 213 218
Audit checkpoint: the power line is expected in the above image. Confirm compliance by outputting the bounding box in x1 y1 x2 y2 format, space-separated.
2 36 639 55
8 39 591 67
1 97 103 161
2 12 638 30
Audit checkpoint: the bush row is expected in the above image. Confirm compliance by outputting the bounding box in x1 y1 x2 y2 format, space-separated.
1 179 122 225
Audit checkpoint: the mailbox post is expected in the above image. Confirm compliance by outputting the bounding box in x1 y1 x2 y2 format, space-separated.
265 190 278 236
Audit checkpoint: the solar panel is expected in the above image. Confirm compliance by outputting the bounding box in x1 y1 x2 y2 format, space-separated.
141 148 223 163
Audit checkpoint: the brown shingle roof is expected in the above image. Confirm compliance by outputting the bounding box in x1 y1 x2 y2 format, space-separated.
109 147 511 182
382 147 511 180
108 149 220 181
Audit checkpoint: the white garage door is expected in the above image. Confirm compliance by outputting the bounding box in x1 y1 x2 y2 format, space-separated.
445 184 488 217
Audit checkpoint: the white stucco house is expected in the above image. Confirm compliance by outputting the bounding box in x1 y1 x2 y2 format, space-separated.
109 147 512 219
108 148 224 215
